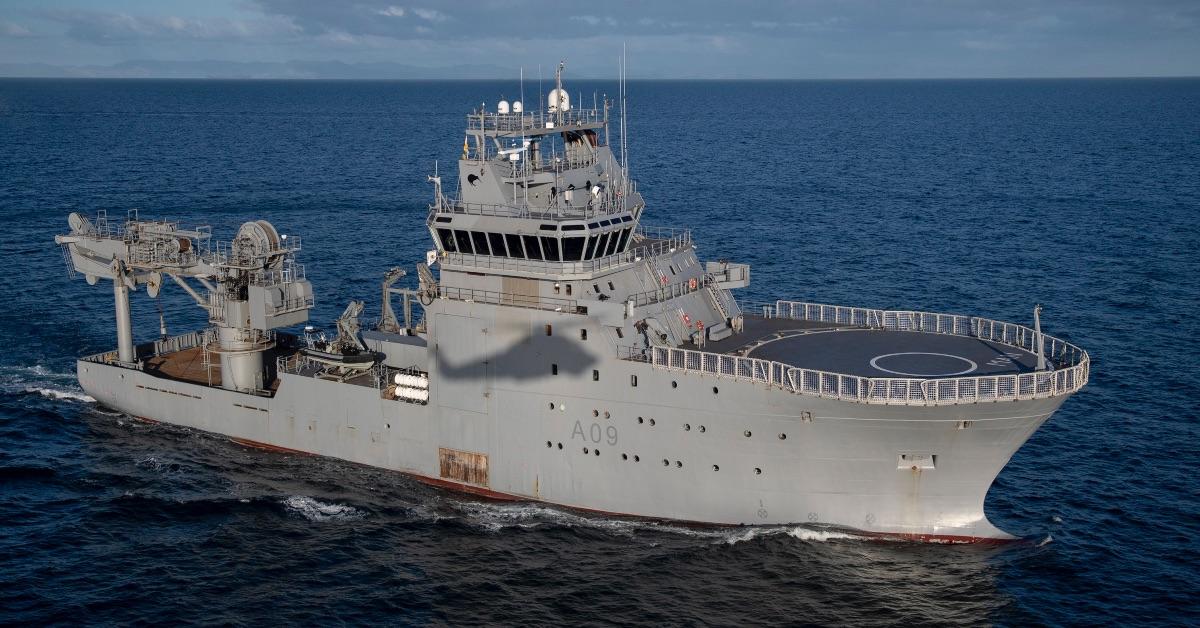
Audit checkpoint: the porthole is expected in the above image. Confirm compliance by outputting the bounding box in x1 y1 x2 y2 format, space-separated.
675 461 682 468
754 467 762 475
551 363 558 375
671 381 678 389
608 281 615 291
744 430 752 438
546 441 552 448
593 370 600 381
621 453 628 460
649 418 656 426
630 374 638 387
779 433 787 440
634 455 640 462
684 423 691 431
713 386 719 394
662 459 669 466
699 425 706 433
604 411 610 419
549 402 555 410
637 416 644 424
580 329 588 341
712 465 720 472
584 447 590 454
557 442 563 449
593 409 599 417
386 423 391 429
594 449 600 457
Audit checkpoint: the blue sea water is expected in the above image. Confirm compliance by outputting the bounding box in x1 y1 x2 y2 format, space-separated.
0 77 1197 625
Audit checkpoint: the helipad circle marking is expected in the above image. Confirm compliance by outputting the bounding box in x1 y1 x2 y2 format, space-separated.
869 352 978 377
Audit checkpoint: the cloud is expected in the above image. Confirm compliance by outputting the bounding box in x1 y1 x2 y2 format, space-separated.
1 20 34 37
570 15 618 27
38 9 299 43
376 6 405 18
412 8 448 23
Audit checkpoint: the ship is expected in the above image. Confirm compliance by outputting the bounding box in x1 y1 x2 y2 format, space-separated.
54 63 1089 542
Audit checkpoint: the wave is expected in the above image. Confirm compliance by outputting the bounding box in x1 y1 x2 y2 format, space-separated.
0 363 93 403
448 500 863 544
283 495 365 522
25 386 95 403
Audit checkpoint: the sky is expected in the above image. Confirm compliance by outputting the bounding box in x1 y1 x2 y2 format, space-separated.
1 0 1198 79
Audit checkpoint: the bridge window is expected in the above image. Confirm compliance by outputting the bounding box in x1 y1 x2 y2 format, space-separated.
584 235 597 259
551 363 558 375
604 231 621 256
580 329 587 340
616 228 632 251
540 236 561 261
471 231 491 256
505 233 525 258
454 230 473 254
487 232 508 257
592 233 611 258
562 237 586 261
523 235 543 260
436 228 456 252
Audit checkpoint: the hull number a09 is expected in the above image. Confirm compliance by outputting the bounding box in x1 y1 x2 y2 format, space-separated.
573 420 618 446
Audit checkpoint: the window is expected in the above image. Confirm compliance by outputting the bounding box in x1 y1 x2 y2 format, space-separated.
437 228 457 252
545 324 552 336
615 328 624 339
562 237 586 261
630 374 637 387
604 231 621 256
583 235 597 260
540 236 561 261
552 363 558 375
669 264 677 275
580 329 587 340
488 232 508 257
607 281 615 291
565 285 573 295
523 235 543 260
505 233 525 259
592 369 600 381
616 228 632 251
471 231 491 256
593 284 601 293
594 232 612 258
553 283 561 294
454 230 473 254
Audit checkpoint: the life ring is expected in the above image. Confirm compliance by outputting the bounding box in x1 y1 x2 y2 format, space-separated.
688 277 698 290
682 313 692 326
660 275 668 285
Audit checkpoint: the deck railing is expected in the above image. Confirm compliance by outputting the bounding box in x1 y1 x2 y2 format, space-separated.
630 300 1089 406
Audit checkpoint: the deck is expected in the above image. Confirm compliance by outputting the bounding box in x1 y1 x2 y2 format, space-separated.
705 315 1037 379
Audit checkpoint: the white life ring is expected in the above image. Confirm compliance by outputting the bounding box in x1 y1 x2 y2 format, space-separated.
688 277 698 290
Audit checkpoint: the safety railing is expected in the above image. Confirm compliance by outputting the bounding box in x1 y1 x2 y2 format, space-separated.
624 300 1089 406
438 286 581 313
468 107 606 134
432 195 629 220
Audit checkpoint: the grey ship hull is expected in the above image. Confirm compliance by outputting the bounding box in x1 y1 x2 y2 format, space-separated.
60 69 1087 542
78 300 1069 541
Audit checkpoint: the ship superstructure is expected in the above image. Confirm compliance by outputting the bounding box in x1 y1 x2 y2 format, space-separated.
55 65 1089 541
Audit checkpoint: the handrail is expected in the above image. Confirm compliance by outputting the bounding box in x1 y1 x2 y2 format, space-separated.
625 300 1089 406
438 286 581 313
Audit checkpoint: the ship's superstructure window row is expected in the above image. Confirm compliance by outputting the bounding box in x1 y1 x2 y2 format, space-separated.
434 223 634 262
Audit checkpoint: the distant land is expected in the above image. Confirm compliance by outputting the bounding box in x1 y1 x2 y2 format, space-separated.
1 60 1196 81
0 59 520 80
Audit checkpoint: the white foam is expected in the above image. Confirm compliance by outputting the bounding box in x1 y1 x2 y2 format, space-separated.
1037 534 1053 547
721 526 859 545
283 495 364 522
26 386 95 403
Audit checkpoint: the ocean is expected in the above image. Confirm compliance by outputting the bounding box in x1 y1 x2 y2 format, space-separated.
0 77 1197 625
